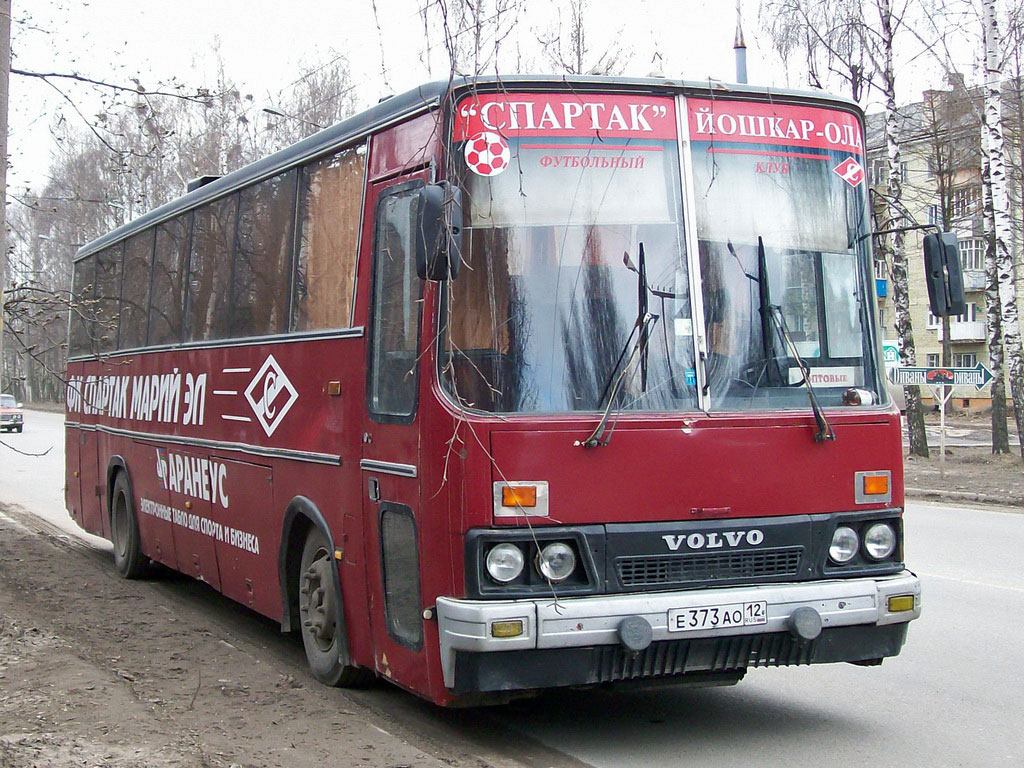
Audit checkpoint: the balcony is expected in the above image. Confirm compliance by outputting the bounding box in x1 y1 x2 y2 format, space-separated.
962 270 986 291
950 321 986 342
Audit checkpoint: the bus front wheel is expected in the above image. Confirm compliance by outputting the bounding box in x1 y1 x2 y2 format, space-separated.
110 471 147 579
298 528 373 687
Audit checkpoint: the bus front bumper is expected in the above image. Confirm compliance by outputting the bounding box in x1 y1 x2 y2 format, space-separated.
434 571 921 692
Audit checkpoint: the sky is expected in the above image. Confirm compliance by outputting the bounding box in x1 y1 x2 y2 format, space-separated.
9 0 966 196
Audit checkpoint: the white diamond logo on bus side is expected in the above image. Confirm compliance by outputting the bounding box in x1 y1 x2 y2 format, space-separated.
244 354 298 436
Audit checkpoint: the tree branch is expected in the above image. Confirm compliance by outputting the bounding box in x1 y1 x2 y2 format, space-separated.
10 68 216 104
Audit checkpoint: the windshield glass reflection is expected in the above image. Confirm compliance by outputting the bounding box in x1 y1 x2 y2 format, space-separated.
444 131 696 413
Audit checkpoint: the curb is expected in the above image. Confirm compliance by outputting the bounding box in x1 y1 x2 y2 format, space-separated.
905 486 1024 508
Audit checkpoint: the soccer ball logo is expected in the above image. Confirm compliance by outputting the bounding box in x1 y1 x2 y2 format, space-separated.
464 131 510 177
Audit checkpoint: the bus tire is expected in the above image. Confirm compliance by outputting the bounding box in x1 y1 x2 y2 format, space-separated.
110 471 147 579
298 527 372 687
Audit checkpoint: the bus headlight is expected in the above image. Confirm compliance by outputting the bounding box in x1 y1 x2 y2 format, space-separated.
485 543 525 583
829 526 859 564
863 522 897 560
536 542 576 582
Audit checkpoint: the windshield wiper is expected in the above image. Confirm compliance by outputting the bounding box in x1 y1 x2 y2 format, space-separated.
729 238 781 388
755 237 836 443
627 242 651 391
578 243 659 449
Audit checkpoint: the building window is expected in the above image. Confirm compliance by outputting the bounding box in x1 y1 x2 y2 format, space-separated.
869 158 887 186
955 303 977 323
954 352 977 368
868 159 909 186
873 259 887 280
959 237 985 271
927 311 941 329
927 204 941 225
952 186 980 219
927 353 940 367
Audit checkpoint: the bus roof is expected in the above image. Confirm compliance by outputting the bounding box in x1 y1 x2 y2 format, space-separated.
74 75 861 261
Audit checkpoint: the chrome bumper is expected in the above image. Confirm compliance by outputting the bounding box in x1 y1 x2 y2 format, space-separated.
435 571 921 689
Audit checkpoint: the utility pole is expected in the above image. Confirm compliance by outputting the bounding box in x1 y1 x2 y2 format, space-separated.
0 1 9 395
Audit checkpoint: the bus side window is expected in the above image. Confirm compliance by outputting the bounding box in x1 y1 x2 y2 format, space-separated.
186 195 237 342
232 170 296 338
368 185 421 421
293 144 366 332
69 255 95 357
150 216 190 346
120 230 155 349
94 244 124 354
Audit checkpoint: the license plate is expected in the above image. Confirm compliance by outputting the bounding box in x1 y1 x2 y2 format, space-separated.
667 601 768 632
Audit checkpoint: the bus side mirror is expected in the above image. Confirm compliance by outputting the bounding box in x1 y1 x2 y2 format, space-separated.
923 232 966 318
415 183 462 281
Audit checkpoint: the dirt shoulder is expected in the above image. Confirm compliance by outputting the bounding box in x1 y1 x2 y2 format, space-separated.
903 412 1024 507
904 447 1024 507
0 506 490 768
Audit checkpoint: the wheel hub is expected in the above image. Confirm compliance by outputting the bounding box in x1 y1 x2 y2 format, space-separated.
301 555 336 648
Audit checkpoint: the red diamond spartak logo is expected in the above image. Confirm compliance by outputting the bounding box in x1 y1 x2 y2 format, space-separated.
833 157 864 186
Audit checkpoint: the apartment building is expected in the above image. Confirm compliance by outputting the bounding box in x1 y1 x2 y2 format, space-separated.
866 78 1022 408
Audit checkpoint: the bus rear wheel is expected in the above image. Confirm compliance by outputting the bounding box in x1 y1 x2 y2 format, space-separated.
110 472 147 579
298 528 373 687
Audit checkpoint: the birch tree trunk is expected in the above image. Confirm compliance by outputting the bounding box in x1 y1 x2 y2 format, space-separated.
983 0 1024 459
879 0 928 457
982 129 1011 453
0 1 9 395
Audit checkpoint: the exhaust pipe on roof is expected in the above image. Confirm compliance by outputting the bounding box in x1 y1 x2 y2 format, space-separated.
734 0 748 85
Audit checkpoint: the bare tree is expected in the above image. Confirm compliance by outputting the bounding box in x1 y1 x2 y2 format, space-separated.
3 52 360 402
0 0 10 395
982 125 1012 453
762 0 931 457
761 0 871 98
983 0 1024 458
421 0 522 78
261 56 358 144
536 0 631 76
907 0 1024 449
916 84 982 369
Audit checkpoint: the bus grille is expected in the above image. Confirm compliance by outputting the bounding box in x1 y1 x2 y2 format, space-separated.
616 547 802 587
594 632 816 681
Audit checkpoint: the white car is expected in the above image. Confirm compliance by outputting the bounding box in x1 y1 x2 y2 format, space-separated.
0 394 24 433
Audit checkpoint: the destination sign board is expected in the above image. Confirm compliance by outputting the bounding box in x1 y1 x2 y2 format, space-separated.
888 363 994 390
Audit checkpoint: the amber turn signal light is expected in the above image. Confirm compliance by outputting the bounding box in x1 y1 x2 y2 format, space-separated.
863 474 889 496
888 595 915 613
491 620 524 638
502 485 537 507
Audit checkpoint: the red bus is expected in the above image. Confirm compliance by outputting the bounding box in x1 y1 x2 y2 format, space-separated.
66 76 921 706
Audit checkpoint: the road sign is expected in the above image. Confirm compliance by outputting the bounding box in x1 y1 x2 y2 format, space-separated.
882 342 900 366
888 362 995 391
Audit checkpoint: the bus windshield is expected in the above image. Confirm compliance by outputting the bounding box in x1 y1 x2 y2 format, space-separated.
442 93 882 414
689 98 881 411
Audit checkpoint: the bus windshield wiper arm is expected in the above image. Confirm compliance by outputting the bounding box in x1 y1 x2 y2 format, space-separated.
769 303 836 442
730 237 780 387
579 243 659 449
755 239 836 442
578 312 658 448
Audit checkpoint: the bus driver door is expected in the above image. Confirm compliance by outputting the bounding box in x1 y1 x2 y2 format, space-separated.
360 173 430 695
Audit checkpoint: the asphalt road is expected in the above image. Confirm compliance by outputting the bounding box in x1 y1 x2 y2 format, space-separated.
2 409 1021 767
